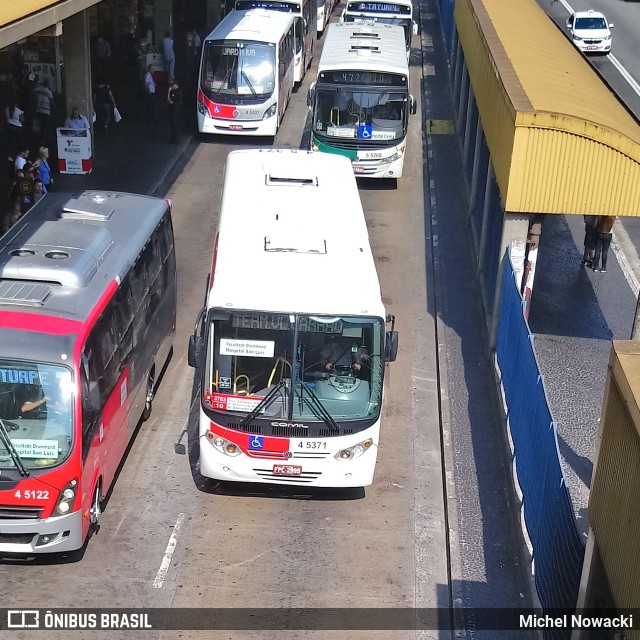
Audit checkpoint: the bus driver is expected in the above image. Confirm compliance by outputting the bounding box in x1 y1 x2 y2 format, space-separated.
321 336 367 373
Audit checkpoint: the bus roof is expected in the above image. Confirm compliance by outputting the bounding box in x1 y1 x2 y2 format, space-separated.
318 23 408 75
209 149 385 319
0 191 167 331
204 8 295 44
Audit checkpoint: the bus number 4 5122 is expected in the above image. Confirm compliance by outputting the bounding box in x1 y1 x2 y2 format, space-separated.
14 490 49 500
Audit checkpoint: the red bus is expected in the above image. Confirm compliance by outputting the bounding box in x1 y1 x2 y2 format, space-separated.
0 191 177 554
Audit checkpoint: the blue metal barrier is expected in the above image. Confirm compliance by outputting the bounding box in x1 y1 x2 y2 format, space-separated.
496 253 585 639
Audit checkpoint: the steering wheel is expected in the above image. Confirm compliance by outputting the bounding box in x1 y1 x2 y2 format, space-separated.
332 364 354 376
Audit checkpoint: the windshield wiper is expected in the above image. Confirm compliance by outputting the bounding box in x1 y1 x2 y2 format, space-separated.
298 383 340 434
241 69 258 98
239 379 287 428
0 418 29 477
216 57 237 97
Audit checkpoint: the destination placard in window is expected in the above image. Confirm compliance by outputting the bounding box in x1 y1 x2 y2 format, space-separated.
346 2 412 14
220 339 275 358
12 439 59 459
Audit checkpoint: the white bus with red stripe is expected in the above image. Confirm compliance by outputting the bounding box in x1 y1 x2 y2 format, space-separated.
0 191 176 553
197 9 295 136
188 149 398 488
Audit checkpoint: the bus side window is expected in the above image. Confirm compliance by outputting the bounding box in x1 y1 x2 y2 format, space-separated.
162 214 175 254
130 252 148 309
113 277 135 361
95 311 120 402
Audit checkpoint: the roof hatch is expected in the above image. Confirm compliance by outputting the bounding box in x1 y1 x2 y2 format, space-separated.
61 193 115 221
264 234 327 254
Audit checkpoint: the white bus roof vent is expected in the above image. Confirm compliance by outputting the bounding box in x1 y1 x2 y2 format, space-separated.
351 30 380 39
0 281 52 307
266 173 319 187
60 193 116 221
264 234 327 254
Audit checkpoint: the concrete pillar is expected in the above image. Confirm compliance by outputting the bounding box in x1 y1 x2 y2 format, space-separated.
489 212 530 350
207 0 224 26
63 11 93 128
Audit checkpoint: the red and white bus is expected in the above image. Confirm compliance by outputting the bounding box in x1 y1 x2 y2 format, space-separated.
0 191 177 554
234 0 315 83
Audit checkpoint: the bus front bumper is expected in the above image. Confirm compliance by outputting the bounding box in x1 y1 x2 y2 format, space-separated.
200 439 376 488
198 115 278 137
0 510 84 554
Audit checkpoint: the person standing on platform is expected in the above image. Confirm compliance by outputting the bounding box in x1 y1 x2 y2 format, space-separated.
167 80 182 144
162 32 176 84
581 215 598 267
592 216 616 273
34 80 54 145
95 36 112 79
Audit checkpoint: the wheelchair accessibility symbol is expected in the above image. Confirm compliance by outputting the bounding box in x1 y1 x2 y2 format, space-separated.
359 125 373 140
249 435 264 450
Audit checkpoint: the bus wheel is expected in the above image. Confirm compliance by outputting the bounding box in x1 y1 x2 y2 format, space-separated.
89 483 102 526
142 372 155 422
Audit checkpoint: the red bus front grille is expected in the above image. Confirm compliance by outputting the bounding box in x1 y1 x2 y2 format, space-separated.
0 505 43 520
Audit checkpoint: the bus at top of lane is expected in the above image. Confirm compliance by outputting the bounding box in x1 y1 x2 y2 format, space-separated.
339 0 418 60
234 0 316 83
188 148 399 488
197 8 295 137
307 22 417 179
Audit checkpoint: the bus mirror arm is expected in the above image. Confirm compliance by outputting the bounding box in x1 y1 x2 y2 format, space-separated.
413 20 419 36
409 96 417 116
307 83 316 108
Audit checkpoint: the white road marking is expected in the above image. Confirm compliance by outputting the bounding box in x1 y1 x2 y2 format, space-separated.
611 221 640 296
153 512 185 588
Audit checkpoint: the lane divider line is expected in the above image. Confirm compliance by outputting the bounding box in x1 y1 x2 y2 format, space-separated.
153 512 185 589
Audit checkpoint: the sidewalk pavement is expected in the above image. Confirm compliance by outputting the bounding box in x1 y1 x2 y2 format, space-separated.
55 56 195 197
528 212 637 538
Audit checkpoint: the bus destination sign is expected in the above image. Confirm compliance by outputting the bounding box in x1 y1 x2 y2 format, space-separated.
323 71 407 87
235 0 300 11
346 2 412 14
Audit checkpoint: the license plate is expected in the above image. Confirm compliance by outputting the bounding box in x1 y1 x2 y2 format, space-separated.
587 46 597 50
229 124 243 131
273 464 302 476
353 166 364 174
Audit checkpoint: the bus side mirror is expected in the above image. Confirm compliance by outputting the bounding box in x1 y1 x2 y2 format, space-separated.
188 307 206 368
412 20 419 36
307 83 316 108
409 95 417 115
385 331 399 362
188 335 204 369
339 10 345 23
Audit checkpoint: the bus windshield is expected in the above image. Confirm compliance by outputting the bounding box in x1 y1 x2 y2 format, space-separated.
200 41 276 100
0 360 73 469
204 312 384 421
312 86 407 141
344 15 411 48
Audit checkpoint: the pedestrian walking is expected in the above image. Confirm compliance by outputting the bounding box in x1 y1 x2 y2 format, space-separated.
64 107 90 130
95 36 112 79
581 214 598 267
167 80 182 144
94 78 117 132
143 65 157 122
34 80 55 144
592 216 616 273
162 32 176 83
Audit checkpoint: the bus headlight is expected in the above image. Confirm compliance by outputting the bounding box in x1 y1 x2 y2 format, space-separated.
335 439 373 461
310 139 319 152
207 432 242 456
55 478 78 515
197 101 208 116
263 104 277 120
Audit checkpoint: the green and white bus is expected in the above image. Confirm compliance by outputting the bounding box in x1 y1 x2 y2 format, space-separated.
307 23 416 179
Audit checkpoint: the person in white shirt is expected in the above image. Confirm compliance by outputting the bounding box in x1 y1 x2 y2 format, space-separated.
162 32 175 83
4 100 24 163
143 65 157 122
14 147 30 174
64 107 90 130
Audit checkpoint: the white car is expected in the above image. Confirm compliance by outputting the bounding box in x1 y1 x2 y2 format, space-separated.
566 10 613 55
